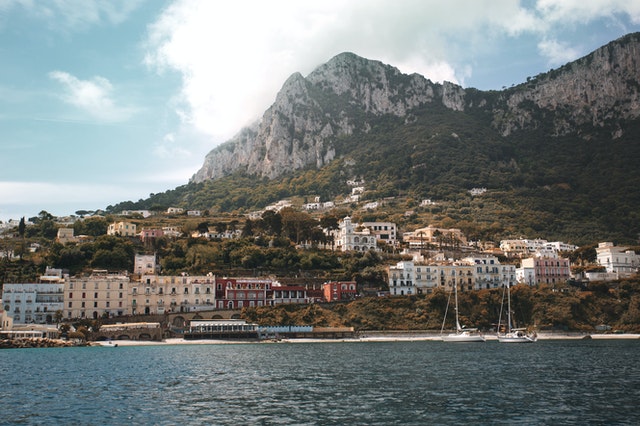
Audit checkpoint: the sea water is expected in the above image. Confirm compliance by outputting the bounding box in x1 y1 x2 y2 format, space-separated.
1 339 639 425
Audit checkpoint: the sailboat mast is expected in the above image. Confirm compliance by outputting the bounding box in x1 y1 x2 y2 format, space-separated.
454 281 462 332
507 282 512 332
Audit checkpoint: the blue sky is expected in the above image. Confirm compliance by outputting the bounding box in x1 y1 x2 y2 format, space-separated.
1 0 639 222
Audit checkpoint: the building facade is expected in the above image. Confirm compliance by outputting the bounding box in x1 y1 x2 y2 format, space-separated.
332 216 378 252
107 221 137 237
2 282 64 324
596 242 640 277
518 253 571 286
361 221 398 246
64 271 130 320
323 281 357 302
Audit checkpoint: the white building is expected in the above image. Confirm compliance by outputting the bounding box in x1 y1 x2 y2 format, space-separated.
0 299 13 331
361 221 398 246
332 217 378 252
2 282 65 324
596 242 640 278
462 255 516 289
388 256 516 296
388 261 416 296
134 254 157 275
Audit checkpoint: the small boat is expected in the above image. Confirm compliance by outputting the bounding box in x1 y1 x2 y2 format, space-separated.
497 283 537 343
95 340 118 347
440 282 485 342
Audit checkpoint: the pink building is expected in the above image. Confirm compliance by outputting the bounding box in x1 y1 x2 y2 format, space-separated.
323 281 358 302
520 255 571 286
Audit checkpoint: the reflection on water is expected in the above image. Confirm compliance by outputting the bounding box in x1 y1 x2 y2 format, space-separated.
1 340 639 425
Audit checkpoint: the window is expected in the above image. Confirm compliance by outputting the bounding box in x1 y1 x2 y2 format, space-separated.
69 292 73 298
94 292 98 298
82 292 86 298
81 302 85 308
94 302 98 308
106 302 110 308
82 283 86 290
94 282 99 290
68 302 72 308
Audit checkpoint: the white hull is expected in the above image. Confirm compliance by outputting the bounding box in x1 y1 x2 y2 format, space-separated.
441 332 485 342
497 331 537 343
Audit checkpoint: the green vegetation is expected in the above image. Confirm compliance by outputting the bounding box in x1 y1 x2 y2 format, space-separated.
243 279 640 333
107 91 640 246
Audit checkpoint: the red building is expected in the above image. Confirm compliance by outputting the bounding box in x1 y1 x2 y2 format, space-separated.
323 281 358 302
267 285 309 305
215 277 271 309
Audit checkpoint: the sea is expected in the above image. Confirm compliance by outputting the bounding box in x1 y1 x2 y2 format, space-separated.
1 339 639 425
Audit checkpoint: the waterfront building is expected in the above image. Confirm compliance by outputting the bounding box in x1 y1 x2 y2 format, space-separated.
388 261 417 296
268 284 309 305
323 281 357 302
0 299 14 331
215 277 271 309
64 270 130 320
462 255 517 290
2 268 66 324
2 282 65 324
518 253 571 286
139 273 216 314
596 242 640 278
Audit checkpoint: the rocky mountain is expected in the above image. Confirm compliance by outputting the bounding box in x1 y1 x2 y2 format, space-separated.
192 33 640 183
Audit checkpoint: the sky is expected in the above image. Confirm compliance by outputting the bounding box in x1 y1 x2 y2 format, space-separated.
1 0 639 223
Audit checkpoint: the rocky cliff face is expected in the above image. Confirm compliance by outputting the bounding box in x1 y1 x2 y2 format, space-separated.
492 33 640 137
192 33 640 183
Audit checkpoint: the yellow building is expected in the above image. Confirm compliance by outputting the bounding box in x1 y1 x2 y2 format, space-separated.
107 221 137 237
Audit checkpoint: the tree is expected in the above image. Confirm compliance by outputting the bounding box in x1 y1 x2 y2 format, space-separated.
18 217 26 238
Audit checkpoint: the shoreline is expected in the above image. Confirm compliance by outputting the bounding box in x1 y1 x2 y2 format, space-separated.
89 332 640 347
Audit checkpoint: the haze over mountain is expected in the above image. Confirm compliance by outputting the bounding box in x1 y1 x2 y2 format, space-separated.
114 33 640 245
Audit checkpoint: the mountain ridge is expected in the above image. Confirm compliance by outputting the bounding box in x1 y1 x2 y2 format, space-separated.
192 32 640 183
111 33 640 244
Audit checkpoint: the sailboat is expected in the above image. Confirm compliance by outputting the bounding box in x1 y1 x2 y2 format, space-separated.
497 283 537 343
441 281 485 342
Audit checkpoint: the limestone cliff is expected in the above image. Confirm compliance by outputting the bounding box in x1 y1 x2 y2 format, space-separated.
192 33 640 183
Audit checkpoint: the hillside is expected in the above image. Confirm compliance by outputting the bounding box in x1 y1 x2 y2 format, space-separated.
110 33 640 245
242 279 640 333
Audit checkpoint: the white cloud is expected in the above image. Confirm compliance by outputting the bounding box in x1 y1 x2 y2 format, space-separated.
0 0 144 31
536 0 640 25
143 0 640 148
537 39 582 66
49 71 136 122
144 0 541 143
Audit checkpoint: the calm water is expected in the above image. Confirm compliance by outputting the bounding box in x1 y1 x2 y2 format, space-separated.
1 339 639 425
